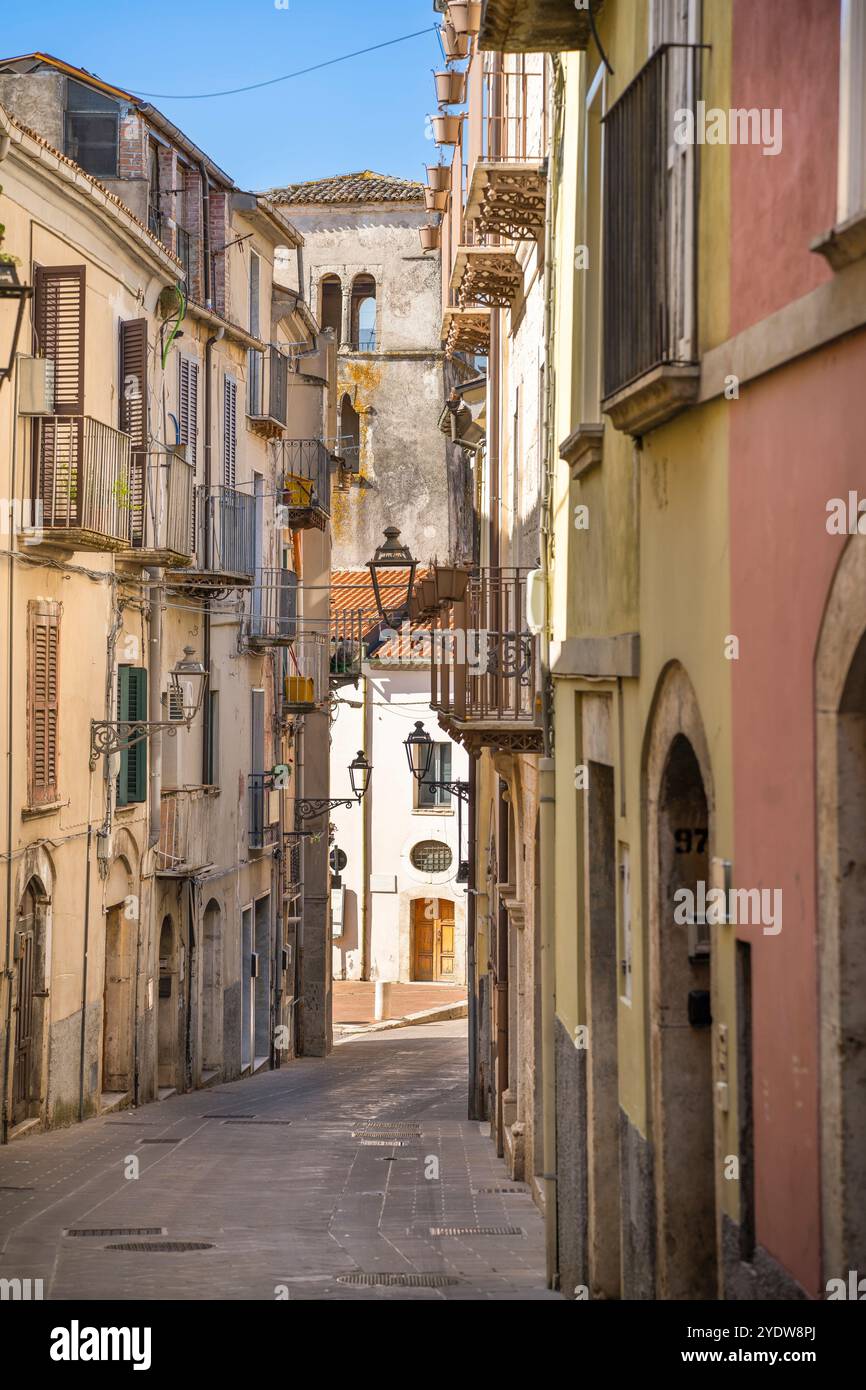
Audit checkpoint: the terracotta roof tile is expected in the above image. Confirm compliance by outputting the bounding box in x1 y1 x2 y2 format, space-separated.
267 170 424 207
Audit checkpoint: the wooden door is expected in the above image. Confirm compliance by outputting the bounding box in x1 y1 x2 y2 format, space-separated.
12 918 36 1124
103 906 132 1094
412 899 456 982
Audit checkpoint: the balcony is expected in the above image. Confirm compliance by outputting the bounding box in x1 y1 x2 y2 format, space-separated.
34 415 133 550
478 0 604 53
601 44 700 435
441 306 491 359
329 608 369 688
156 787 218 875
249 772 280 850
245 568 298 647
282 632 328 713
274 439 331 532
247 346 289 440
430 567 543 754
465 67 548 241
168 485 255 592
118 446 194 567
450 231 523 310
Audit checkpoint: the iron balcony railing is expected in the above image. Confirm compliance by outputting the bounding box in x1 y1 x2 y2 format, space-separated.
330 608 368 685
156 787 214 873
197 485 256 576
283 632 329 711
602 42 700 400
35 415 133 546
247 345 289 427
246 567 298 646
128 447 193 559
431 567 538 725
274 438 331 524
249 772 280 850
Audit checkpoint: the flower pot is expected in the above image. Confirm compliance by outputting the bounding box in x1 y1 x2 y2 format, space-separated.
424 186 449 213
427 163 452 192
431 112 463 147
448 2 482 36
408 589 422 621
419 224 441 253
434 69 467 106
440 21 470 60
420 576 439 613
434 564 471 604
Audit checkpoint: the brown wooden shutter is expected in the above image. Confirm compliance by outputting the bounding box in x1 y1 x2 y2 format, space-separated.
120 318 148 546
33 266 85 528
28 601 61 806
178 355 199 554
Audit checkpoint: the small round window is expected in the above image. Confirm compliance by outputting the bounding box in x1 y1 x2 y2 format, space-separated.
410 840 453 873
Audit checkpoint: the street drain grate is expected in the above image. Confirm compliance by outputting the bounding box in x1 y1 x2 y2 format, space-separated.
337 1273 460 1288
358 1122 423 1134
105 1241 214 1253
222 1119 292 1126
356 1139 406 1147
203 1114 257 1120
473 1185 530 1195
429 1226 526 1237
0 1185 34 1192
65 1227 166 1238
138 1138 179 1144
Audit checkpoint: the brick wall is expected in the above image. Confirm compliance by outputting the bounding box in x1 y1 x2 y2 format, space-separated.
207 189 231 316
118 107 147 179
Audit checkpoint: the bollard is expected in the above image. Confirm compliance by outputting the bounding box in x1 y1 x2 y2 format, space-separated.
374 980 393 1022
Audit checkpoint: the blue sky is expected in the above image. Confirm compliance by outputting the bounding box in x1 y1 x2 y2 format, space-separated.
1 0 444 190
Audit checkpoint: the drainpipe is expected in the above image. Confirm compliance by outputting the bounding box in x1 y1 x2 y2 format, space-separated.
538 62 559 1286
360 673 372 981
201 329 223 784
78 797 94 1123
1 354 20 1144
467 752 481 1118
147 569 163 848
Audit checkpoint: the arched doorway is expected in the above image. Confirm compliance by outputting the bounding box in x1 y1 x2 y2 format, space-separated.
12 879 48 1126
202 899 223 1075
816 539 866 1280
646 667 717 1300
319 274 342 339
102 857 134 1097
157 915 177 1089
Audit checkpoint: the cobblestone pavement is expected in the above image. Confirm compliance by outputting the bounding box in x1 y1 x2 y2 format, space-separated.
333 980 467 1023
0 1021 560 1301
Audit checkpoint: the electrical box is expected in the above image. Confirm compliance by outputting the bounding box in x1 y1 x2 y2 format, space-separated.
18 357 55 415
331 885 345 939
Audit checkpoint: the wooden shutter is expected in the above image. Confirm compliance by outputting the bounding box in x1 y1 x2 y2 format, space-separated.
120 318 148 546
28 602 60 806
223 374 237 490
33 266 85 527
178 356 199 554
117 666 148 806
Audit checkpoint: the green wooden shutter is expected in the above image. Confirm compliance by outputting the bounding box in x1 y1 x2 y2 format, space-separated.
117 666 148 805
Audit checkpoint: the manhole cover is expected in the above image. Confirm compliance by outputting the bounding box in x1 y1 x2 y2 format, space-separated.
66 1227 165 1238
473 1185 529 1194
138 1138 179 1144
429 1226 525 1237
105 1241 214 1253
337 1273 459 1288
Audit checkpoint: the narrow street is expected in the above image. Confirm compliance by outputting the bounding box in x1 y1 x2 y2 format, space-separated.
0 1022 558 1302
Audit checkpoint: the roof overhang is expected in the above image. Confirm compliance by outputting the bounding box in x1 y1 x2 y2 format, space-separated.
232 192 303 248
478 0 604 53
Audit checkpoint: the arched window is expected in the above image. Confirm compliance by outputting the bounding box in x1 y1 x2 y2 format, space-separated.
320 275 342 338
339 393 361 471
351 275 377 351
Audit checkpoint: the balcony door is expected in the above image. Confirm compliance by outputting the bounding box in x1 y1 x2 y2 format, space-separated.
411 898 456 982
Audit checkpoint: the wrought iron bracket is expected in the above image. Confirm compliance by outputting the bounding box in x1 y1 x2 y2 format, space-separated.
420 779 470 803
89 718 190 767
295 797 359 821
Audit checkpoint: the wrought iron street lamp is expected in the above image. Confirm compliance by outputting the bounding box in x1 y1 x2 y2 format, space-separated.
368 526 418 627
89 646 208 765
0 262 33 386
295 750 373 820
403 722 469 803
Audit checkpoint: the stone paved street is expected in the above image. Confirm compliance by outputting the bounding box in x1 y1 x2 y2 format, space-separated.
0 1021 559 1301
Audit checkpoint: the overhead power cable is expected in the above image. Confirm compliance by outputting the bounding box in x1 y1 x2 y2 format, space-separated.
130 26 438 101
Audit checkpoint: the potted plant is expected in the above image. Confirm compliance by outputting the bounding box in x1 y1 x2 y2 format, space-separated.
431 112 463 146
420 575 439 613
434 69 467 106
419 224 441 253
424 186 449 213
427 164 452 193
440 21 470 61
434 563 472 604
447 2 482 36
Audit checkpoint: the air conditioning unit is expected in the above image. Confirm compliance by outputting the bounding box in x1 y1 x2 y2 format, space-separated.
18 357 55 415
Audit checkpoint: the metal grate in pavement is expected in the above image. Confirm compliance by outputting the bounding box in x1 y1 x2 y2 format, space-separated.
222 1119 292 1126
337 1273 460 1288
429 1226 526 1237
202 1113 257 1120
473 1185 530 1194
105 1241 214 1253
65 1227 165 1238
138 1138 179 1144
0 1185 34 1192
356 1139 406 1147
357 1122 422 1134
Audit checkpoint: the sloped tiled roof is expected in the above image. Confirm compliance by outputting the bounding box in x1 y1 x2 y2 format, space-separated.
267 171 424 207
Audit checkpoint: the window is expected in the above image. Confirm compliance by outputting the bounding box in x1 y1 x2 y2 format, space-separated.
120 319 148 547
416 742 453 807
410 840 453 873
837 0 866 224
117 665 147 807
28 602 60 806
248 251 262 415
351 275 377 351
223 375 237 490
64 80 119 179
147 141 161 239
320 275 342 338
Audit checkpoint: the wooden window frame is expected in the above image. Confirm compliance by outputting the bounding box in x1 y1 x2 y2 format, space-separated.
27 601 61 808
